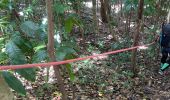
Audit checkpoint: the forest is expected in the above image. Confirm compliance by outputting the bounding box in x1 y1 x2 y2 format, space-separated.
0 0 170 100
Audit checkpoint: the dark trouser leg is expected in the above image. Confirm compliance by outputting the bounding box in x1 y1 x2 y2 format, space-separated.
161 50 169 71
161 50 168 64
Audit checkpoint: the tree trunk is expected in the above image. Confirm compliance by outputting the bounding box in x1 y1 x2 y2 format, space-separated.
131 0 144 77
106 0 116 40
92 0 98 34
46 0 67 99
120 0 123 17
100 0 108 23
106 0 111 20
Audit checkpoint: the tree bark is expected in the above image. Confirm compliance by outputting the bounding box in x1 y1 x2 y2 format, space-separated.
100 0 108 23
92 0 99 34
46 0 67 99
131 0 144 77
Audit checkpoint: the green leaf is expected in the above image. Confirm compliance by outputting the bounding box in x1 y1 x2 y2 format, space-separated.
20 21 39 37
54 2 70 14
56 46 76 61
35 29 47 41
58 46 76 54
0 52 8 64
16 68 36 82
65 54 77 60
5 41 27 64
0 37 5 48
62 41 80 51
66 64 75 82
32 50 48 63
2 71 26 95
65 17 74 33
56 51 66 61
0 0 9 9
64 15 83 34
11 32 34 54
5 41 36 82
34 44 46 52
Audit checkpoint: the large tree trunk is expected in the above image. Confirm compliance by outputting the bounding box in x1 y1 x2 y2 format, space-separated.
131 0 144 77
46 0 67 99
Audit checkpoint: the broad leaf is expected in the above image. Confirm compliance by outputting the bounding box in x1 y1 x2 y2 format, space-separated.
2 71 26 95
64 15 83 34
5 41 27 64
54 2 69 14
35 29 47 41
56 46 76 61
57 46 76 54
16 68 36 82
62 40 80 51
11 32 34 54
56 51 66 61
5 41 36 81
20 21 39 37
65 17 74 33
32 50 48 63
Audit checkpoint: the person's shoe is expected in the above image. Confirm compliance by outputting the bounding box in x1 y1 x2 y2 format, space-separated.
158 70 164 75
161 63 169 71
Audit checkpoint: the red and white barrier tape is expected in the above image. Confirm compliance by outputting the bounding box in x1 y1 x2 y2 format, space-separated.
0 41 155 70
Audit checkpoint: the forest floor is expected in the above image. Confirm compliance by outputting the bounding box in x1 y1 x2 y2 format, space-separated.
71 30 170 100
15 4 170 100
15 26 170 100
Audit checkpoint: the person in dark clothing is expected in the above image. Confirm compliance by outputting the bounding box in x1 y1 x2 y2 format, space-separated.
159 23 170 75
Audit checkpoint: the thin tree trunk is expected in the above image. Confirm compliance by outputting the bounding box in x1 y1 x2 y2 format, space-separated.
131 0 144 77
77 1 81 16
107 0 117 40
46 0 67 99
106 0 111 20
100 0 108 23
120 0 123 17
92 0 99 34
125 13 129 33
